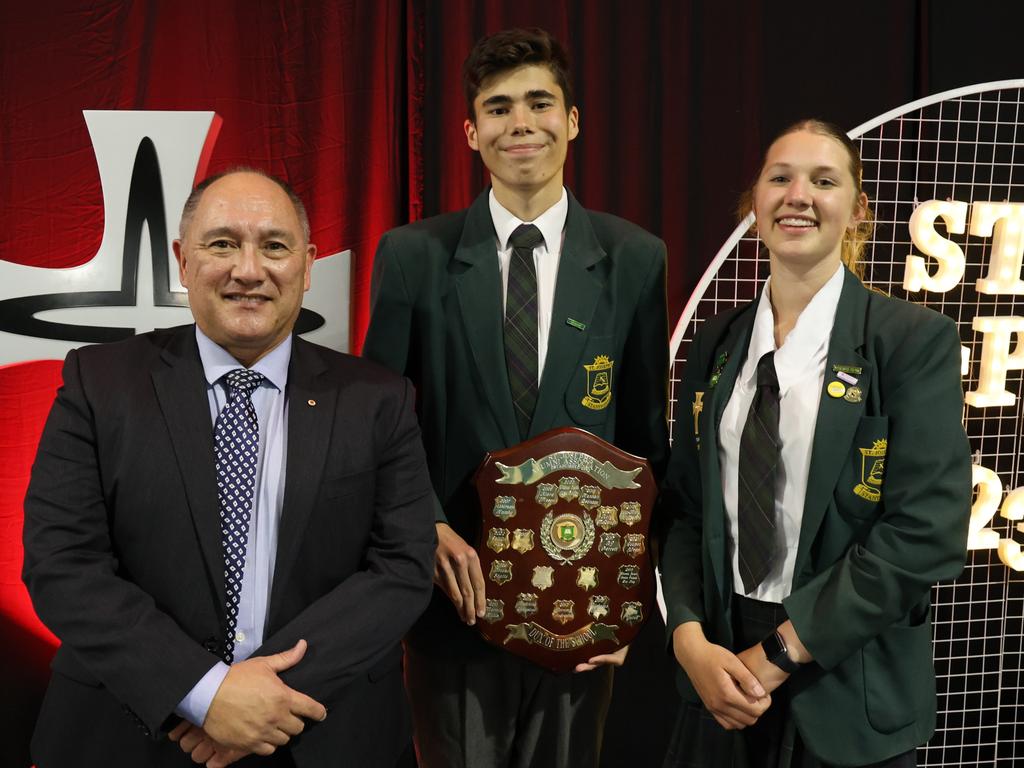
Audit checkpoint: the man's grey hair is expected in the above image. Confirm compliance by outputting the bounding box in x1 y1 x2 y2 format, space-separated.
178 167 311 241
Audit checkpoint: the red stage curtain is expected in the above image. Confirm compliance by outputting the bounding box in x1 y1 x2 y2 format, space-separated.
0 7 411 758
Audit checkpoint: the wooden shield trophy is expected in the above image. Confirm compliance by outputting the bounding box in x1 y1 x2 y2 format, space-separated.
472 427 656 673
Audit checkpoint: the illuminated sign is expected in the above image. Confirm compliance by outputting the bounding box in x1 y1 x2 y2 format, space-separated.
0 111 352 367
905 200 1024 566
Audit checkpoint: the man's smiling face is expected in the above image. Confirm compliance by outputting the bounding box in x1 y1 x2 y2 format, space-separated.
173 172 315 366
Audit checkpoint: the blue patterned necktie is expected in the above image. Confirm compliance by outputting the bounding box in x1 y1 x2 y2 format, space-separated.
737 351 781 594
214 368 264 663
504 223 544 440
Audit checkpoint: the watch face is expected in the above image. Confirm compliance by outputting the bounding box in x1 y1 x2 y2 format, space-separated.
762 631 784 660
762 632 800 673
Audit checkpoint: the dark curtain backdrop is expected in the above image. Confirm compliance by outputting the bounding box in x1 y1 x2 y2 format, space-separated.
2 2 1023 766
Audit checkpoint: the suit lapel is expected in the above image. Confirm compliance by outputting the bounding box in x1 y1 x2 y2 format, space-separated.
453 191 520 445
151 327 225 608
793 271 872 580
531 192 607 435
700 310 755 599
268 337 333 622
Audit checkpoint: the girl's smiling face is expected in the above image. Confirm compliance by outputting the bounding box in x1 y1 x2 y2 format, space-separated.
753 129 868 272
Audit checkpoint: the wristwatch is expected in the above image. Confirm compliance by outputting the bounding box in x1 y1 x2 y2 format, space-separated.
761 630 802 674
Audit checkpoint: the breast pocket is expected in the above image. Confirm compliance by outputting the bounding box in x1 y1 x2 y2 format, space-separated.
837 416 889 520
320 469 375 501
564 336 617 426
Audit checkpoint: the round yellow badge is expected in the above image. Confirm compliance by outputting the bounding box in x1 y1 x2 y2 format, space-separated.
827 381 846 398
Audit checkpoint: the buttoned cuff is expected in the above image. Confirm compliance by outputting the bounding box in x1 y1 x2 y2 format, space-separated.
174 661 230 726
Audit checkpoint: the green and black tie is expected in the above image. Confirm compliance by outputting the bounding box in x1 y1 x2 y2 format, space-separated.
737 350 781 594
504 224 544 441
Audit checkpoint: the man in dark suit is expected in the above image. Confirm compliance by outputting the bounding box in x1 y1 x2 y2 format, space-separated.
23 169 437 767
362 28 669 768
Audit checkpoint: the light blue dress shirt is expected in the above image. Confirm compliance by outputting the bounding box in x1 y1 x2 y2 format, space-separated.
175 327 290 726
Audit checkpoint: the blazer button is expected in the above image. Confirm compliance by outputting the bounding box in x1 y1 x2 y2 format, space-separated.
202 637 219 653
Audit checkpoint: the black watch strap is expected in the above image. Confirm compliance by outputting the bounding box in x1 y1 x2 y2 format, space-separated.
761 630 801 674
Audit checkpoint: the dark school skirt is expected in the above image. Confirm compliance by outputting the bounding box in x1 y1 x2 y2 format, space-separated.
661 596 915 768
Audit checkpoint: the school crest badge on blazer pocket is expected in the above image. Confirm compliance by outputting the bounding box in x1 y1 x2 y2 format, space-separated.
854 439 887 502
581 355 613 410
840 416 889 518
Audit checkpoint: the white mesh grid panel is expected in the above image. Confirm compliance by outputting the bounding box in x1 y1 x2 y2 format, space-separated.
667 81 1024 767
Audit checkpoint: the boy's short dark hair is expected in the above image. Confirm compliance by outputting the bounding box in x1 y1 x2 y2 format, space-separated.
462 27 574 119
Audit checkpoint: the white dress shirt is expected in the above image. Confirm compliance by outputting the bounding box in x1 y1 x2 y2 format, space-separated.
489 187 568 384
719 264 844 602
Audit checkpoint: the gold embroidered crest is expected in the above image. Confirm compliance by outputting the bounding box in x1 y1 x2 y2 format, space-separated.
854 439 887 502
581 355 614 410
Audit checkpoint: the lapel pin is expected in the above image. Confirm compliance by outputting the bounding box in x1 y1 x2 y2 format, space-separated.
307 399 317 407
709 351 729 389
566 317 587 331
827 381 846 398
836 370 858 386
832 363 863 376
844 386 863 403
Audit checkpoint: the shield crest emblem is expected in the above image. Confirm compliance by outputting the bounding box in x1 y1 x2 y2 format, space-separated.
581 356 613 410
854 439 887 502
473 427 657 672
577 566 599 590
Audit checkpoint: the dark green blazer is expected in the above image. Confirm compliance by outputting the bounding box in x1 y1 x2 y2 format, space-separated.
363 189 670 655
660 270 971 766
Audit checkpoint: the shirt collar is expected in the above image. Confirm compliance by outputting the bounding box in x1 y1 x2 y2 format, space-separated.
489 187 568 253
740 263 844 394
195 325 291 392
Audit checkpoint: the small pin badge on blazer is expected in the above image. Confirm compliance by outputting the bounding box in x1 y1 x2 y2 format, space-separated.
692 391 705 450
307 399 317 407
827 381 846 398
709 351 728 389
832 363 863 376
836 370 859 385
566 317 587 331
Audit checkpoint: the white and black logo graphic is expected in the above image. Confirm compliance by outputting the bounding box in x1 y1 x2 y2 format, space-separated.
0 111 350 366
